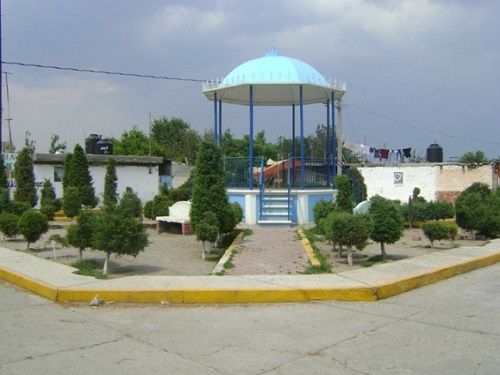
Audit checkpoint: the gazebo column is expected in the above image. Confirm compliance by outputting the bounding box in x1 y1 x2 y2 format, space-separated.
337 96 343 176
326 98 331 184
249 85 254 189
299 85 305 189
291 104 295 187
213 92 218 142
331 92 336 177
218 100 222 145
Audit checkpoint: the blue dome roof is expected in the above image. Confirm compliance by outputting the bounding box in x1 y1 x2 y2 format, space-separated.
203 50 345 106
220 50 330 87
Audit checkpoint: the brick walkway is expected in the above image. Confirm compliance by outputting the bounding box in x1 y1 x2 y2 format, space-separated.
225 225 309 275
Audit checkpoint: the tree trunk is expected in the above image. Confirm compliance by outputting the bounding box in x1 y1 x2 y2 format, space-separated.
26 241 30 250
79 248 83 263
347 246 353 266
103 253 110 275
338 245 343 260
381 242 386 258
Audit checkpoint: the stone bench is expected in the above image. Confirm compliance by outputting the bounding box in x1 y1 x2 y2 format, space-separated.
156 201 192 235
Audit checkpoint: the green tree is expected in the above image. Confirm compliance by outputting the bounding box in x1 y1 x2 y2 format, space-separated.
459 150 488 164
0 188 10 213
425 201 455 221
40 179 57 220
313 199 336 228
421 222 454 248
70 144 97 207
151 117 201 164
369 196 404 257
103 158 118 209
13 147 37 207
66 210 96 262
455 183 500 238
190 140 229 235
48 134 67 154
345 167 367 203
0 154 8 188
335 175 354 213
62 153 74 189
63 186 82 218
92 211 148 275
0 212 19 238
118 187 142 218
329 212 372 265
111 126 150 156
18 210 49 249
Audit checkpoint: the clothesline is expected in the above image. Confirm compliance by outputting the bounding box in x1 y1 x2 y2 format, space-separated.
343 140 412 163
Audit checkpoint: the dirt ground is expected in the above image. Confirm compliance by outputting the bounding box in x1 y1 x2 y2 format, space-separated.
0 221 489 277
314 227 487 273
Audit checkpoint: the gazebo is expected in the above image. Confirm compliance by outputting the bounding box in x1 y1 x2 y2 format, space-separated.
203 49 346 224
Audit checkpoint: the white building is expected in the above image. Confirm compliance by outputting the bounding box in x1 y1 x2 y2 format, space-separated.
5 153 191 206
358 163 499 203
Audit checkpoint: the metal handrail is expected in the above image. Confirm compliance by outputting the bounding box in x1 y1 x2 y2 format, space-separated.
258 156 265 221
287 156 292 221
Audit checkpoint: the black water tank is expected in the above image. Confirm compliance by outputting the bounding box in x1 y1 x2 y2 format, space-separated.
95 138 113 155
85 134 101 154
426 143 443 162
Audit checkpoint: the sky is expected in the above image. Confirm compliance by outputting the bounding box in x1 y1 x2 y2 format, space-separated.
2 0 499 160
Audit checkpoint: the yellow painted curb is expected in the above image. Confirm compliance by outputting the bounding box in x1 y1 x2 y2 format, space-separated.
298 228 321 267
375 251 500 300
0 266 58 301
57 286 378 304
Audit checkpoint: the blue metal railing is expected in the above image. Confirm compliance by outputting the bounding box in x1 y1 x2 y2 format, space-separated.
258 156 265 221
287 157 292 221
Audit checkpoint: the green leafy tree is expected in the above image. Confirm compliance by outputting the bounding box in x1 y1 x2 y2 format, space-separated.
459 150 488 164
313 199 336 228
190 140 229 235
111 127 150 156
0 212 20 238
421 222 454 248
63 186 82 218
195 211 219 259
335 175 354 213
13 147 37 207
92 211 148 275
345 167 367 203
118 187 142 218
369 196 404 257
40 180 57 220
66 210 96 262
18 210 49 249
62 153 74 189
48 134 67 154
70 144 97 207
143 200 154 219
151 117 201 164
455 183 500 238
425 201 455 221
0 188 11 213
0 154 8 188
329 212 372 265
103 158 118 209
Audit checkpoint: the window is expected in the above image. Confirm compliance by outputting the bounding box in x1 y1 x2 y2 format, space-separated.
54 166 63 182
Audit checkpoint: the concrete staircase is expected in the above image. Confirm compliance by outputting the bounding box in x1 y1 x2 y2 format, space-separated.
258 193 292 224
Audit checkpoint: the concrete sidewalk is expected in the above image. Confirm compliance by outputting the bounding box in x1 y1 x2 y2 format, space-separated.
1 239 499 304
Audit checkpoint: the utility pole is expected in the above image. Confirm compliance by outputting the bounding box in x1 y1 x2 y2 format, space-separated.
1 0 3 153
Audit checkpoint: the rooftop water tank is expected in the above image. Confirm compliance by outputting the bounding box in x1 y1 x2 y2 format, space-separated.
95 138 113 155
426 143 443 163
85 134 101 154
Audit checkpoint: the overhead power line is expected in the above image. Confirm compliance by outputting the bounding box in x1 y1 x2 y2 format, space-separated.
1 60 206 83
345 103 500 147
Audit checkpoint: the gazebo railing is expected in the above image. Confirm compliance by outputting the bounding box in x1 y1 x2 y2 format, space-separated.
224 156 334 189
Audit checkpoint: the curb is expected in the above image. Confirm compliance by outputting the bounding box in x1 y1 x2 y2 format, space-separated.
1 247 500 305
211 232 245 275
297 228 321 267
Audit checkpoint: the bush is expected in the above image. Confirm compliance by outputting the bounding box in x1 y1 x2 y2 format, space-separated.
152 195 172 217
219 202 243 234
313 199 336 227
421 222 453 247
369 196 404 257
118 187 142 218
18 210 49 249
0 212 19 238
66 210 97 262
143 200 154 219
63 186 82 218
195 211 219 244
40 180 58 220
8 201 32 216
426 201 455 221
335 175 354 213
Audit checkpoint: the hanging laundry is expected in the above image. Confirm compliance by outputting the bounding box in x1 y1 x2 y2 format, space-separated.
380 149 390 160
403 148 412 158
396 149 404 162
374 149 381 159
